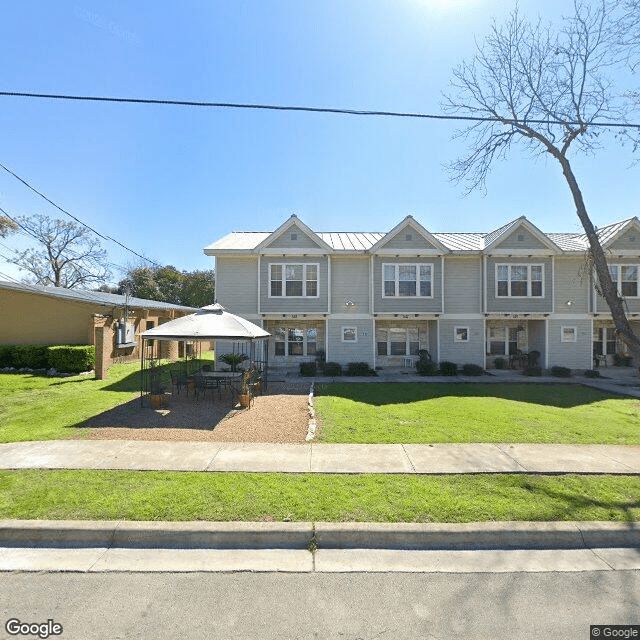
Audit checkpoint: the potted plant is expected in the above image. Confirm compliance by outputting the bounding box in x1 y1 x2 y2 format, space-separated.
238 365 258 408
148 363 167 409
220 352 248 372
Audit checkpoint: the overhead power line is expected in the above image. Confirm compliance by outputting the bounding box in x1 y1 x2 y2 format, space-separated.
0 163 161 268
0 90 638 128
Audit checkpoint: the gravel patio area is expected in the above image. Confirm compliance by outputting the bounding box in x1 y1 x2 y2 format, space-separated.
78 381 311 444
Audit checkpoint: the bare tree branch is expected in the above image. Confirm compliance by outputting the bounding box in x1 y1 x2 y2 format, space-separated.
8 214 111 288
442 0 640 361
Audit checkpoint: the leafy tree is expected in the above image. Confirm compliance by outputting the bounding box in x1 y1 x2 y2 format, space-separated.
9 214 111 288
118 265 215 307
443 0 640 359
0 215 18 238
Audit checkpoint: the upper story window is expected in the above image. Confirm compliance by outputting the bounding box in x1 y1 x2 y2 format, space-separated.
609 264 639 297
496 264 543 298
269 263 319 297
383 263 432 298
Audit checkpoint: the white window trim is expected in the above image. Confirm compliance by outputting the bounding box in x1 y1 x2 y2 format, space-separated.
454 326 470 343
382 262 434 298
268 263 320 298
608 264 640 298
341 327 358 343
495 263 545 298
273 325 319 357
561 326 577 343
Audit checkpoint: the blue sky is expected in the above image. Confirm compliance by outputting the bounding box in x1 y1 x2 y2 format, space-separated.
0 0 637 286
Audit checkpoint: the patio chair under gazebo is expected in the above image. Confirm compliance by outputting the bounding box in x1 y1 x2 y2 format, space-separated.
140 303 270 407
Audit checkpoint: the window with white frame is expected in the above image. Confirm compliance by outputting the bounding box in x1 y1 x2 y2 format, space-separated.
342 327 357 342
496 264 544 297
487 326 518 355
269 263 319 297
609 264 639 297
273 326 318 356
454 327 469 342
376 327 420 356
382 263 432 297
561 326 577 342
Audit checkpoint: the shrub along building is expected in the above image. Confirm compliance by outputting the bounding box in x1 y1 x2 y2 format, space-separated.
204 214 640 372
0 281 196 378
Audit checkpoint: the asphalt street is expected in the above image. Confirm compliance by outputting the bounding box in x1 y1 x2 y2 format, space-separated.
2 571 639 640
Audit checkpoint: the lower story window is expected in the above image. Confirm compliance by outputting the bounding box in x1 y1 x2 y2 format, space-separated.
272 323 322 357
487 326 518 355
377 326 420 356
593 326 617 356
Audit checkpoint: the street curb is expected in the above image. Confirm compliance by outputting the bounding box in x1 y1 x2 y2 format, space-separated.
1 520 639 550
314 521 640 550
0 520 314 549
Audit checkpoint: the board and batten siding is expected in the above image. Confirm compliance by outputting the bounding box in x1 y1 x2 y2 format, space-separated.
485 256 553 313
372 256 442 313
546 318 592 370
215 256 259 316
554 257 589 314
327 318 374 366
437 319 484 366
331 256 370 314
259 256 329 314
443 257 482 315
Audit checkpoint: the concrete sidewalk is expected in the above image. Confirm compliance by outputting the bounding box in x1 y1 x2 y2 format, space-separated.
1 440 639 474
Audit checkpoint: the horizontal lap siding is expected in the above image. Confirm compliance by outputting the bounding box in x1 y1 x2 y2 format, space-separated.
437 319 484 366
372 256 442 313
331 257 370 314
486 257 553 313
547 319 592 370
216 257 258 316
260 257 329 314
327 318 374 366
443 257 481 314
594 257 640 314
554 257 589 314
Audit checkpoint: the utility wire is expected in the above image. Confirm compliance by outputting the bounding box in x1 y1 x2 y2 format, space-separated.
0 91 639 128
0 162 161 267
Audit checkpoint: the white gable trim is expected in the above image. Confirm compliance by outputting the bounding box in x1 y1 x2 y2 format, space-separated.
484 217 560 254
369 216 450 255
601 217 640 248
254 215 333 253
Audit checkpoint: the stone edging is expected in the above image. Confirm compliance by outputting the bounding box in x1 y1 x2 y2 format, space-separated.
306 381 316 441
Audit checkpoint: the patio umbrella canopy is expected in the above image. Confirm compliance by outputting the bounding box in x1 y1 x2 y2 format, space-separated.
141 303 270 341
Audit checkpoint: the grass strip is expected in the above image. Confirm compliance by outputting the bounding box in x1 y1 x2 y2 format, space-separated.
315 382 640 444
0 470 638 522
0 356 214 443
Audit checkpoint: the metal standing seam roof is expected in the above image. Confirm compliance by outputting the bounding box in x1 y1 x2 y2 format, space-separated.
205 219 640 254
0 280 198 312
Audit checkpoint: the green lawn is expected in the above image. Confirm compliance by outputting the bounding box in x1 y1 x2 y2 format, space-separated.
1 470 638 522
0 356 212 443
314 383 640 444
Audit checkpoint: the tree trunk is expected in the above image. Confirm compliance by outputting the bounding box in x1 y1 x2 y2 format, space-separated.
557 154 640 365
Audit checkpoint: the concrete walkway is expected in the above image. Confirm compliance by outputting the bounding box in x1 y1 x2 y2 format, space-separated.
1 440 639 474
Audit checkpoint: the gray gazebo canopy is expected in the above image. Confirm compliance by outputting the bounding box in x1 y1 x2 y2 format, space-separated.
141 303 270 342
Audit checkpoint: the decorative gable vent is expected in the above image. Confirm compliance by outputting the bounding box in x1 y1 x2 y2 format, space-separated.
517 234 525 241
405 233 413 241
291 233 297 241
629 236 636 242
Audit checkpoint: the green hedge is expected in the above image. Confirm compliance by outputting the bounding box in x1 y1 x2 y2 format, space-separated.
47 346 95 373
0 344 95 373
